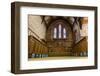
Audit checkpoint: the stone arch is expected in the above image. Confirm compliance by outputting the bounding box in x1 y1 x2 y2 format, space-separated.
46 19 73 56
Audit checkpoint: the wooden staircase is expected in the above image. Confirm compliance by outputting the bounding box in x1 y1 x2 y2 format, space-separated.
72 37 88 56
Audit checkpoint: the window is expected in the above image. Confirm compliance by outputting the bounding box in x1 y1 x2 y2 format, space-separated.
54 28 57 38
58 24 62 38
53 23 67 39
63 28 66 38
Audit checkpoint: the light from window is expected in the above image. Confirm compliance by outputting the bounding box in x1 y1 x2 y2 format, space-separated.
54 28 57 38
58 24 62 38
63 28 66 38
53 23 67 39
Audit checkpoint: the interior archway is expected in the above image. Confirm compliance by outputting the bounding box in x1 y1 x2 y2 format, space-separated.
46 19 73 56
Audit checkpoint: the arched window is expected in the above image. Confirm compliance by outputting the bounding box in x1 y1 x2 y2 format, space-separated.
53 23 67 39
58 24 62 38
63 28 66 39
54 28 57 38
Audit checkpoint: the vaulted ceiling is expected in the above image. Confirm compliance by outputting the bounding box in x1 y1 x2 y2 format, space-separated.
40 16 83 29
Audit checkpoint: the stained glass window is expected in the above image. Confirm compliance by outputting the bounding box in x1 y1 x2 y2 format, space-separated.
54 28 57 38
63 28 66 38
58 24 62 38
53 23 67 39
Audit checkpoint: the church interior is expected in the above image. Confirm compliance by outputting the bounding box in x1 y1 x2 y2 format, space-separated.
28 15 88 60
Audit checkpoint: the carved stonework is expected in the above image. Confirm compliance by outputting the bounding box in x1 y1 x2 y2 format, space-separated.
46 19 73 56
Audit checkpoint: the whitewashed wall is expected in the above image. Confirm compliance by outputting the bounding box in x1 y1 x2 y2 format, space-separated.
28 15 46 39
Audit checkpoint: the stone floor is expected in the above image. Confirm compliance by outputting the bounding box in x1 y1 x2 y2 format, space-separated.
28 56 87 61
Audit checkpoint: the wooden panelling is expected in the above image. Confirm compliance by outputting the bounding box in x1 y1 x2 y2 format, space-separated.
72 37 88 56
28 35 48 58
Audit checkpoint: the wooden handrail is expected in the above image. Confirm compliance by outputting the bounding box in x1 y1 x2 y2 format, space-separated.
29 35 47 46
75 37 86 45
28 27 40 39
72 37 87 52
